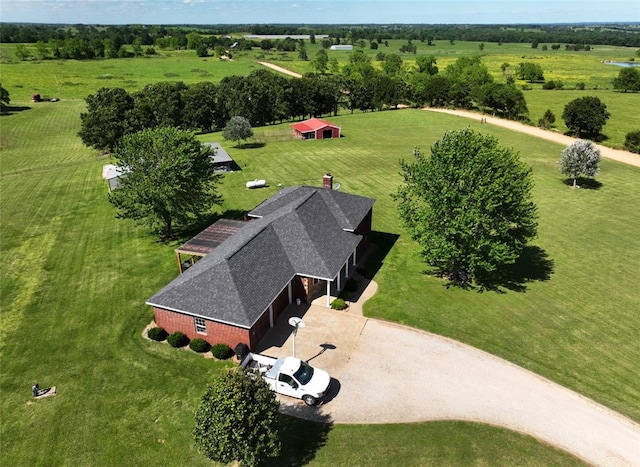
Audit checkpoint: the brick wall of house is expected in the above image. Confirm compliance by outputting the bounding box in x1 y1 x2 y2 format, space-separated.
272 284 290 324
355 208 373 257
153 307 250 349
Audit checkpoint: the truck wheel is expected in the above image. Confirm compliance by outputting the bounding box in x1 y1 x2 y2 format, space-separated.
303 395 317 406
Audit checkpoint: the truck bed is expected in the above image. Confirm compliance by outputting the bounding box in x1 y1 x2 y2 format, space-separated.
241 353 283 380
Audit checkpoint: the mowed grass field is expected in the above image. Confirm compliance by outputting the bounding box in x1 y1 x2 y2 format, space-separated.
0 102 592 464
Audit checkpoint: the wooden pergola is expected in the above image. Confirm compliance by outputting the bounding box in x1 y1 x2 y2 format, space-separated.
175 219 246 273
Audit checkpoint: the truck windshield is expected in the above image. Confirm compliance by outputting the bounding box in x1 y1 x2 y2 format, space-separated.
293 361 314 385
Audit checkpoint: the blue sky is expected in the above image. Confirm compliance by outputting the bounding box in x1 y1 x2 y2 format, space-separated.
1 0 638 25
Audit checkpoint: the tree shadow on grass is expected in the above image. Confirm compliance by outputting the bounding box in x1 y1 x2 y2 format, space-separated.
236 141 266 149
0 105 32 115
562 178 603 190
360 231 400 279
476 245 555 293
276 406 332 466
564 131 607 143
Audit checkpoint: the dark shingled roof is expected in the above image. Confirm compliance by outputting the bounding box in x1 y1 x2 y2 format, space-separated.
147 187 374 328
249 186 374 231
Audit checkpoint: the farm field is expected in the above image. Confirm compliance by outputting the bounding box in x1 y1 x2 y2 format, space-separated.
1 95 638 464
2 39 639 148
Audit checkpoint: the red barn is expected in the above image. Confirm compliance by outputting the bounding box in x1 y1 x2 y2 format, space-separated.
291 118 341 140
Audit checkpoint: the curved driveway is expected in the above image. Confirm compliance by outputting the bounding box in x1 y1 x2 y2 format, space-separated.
426 107 640 168
320 319 640 466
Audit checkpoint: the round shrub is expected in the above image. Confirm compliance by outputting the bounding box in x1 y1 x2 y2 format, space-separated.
624 130 640 154
189 338 210 353
331 298 348 310
211 343 232 360
147 326 168 341
167 331 189 348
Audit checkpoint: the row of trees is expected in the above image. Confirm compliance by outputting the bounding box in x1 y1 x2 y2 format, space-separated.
80 54 534 153
3 23 640 48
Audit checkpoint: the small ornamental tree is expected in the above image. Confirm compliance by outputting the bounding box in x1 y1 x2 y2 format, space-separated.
562 96 610 139
538 109 556 129
558 139 601 188
194 369 281 467
222 116 253 146
395 129 537 287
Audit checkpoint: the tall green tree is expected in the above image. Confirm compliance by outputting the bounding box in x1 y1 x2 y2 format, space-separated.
562 96 610 138
445 55 493 104
312 48 329 74
132 81 187 129
297 40 308 61
381 53 403 75
395 129 537 287
14 44 32 61
109 127 222 239
79 87 137 152
193 369 281 467
478 83 528 120
181 82 218 132
517 62 545 82
415 55 438 75
612 67 640 92
558 139 601 188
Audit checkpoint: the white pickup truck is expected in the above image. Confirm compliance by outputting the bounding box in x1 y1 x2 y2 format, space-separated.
241 352 331 406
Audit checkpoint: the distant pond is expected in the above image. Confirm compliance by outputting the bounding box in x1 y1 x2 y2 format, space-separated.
605 61 640 67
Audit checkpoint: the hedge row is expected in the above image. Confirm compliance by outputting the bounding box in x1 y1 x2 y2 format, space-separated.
146 327 232 359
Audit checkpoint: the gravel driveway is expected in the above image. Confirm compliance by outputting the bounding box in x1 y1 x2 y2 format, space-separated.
426 107 640 168
318 319 640 466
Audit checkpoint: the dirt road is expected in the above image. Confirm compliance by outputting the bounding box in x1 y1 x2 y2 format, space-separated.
426 107 640 168
257 61 302 78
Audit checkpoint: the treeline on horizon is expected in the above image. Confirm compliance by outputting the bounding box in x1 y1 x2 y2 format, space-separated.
1 22 639 48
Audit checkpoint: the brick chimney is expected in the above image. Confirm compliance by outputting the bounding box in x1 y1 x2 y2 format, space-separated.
322 173 333 190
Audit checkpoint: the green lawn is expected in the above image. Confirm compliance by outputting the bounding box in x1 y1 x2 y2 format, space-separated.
0 100 602 464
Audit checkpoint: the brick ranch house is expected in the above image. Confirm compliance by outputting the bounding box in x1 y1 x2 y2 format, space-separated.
291 118 341 140
147 174 374 350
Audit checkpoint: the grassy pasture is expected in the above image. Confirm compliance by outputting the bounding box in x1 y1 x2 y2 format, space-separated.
0 100 593 464
0 45 261 100
2 39 638 148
